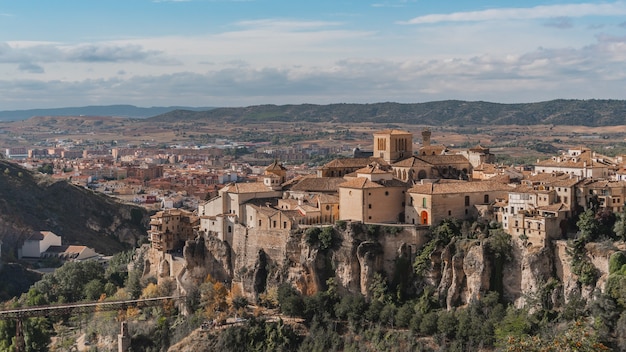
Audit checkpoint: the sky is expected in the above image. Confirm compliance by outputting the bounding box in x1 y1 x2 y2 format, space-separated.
1 1 626 110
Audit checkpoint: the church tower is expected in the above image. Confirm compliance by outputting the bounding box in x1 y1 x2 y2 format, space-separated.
373 130 413 163
422 129 431 147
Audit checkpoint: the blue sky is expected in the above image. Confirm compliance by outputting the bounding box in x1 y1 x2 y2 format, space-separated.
1 1 626 109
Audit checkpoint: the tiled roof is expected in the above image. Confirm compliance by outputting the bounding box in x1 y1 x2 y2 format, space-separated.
222 182 273 193
418 146 447 155
392 156 432 168
537 203 570 212
339 177 384 189
416 154 470 165
355 164 390 174
266 160 287 171
474 163 498 173
408 180 513 195
290 177 346 192
315 193 340 204
321 157 388 168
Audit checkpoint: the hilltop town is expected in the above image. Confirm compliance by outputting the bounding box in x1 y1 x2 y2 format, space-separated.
4 120 626 350
4 126 626 291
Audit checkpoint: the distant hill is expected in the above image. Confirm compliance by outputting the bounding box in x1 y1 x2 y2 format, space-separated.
0 105 215 122
147 99 626 127
0 160 149 257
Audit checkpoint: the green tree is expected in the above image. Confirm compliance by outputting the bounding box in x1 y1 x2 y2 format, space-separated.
577 209 601 242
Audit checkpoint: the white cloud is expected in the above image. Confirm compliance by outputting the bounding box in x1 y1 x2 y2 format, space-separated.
2 32 626 110
402 2 626 24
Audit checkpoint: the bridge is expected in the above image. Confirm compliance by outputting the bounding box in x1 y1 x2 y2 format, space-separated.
0 295 185 352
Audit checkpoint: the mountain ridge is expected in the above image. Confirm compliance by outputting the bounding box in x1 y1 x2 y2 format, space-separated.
145 99 626 126
0 105 215 122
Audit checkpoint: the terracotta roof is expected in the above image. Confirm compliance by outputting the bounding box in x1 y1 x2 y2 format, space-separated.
290 177 346 192
296 204 319 213
315 193 339 204
355 163 390 174
392 156 432 168
474 163 498 173
321 157 388 169
547 178 582 188
417 154 469 165
470 145 489 152
408 180 513 195
265 160 287 171
222 182 273 193
339 177 384 189
537 203 570 213
418 146 447 155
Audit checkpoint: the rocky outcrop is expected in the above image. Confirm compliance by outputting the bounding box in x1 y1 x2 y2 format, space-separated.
146 218 616 313
180 235 232 287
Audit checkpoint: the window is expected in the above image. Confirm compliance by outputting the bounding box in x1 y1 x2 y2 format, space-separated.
326 205 330 210
385 191 389 196
228 226 232 233
484 194 489 203
273 220 277 228
448 210 451 216
368 204 372 209
465 209 468 215
422 198 427 207
465 196 470 206
283 221 287 228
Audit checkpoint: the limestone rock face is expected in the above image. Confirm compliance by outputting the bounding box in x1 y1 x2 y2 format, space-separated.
181 235 232 286
149 219 616 312
356 241 384 297
463 243 491 305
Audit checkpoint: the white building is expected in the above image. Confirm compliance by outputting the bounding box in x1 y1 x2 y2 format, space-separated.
19 231 62 258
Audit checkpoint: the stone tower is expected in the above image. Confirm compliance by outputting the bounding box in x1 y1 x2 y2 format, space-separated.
373 129 413 163
422 129 431 147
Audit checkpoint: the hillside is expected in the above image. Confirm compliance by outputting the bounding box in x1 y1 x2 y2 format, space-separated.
0 105 214 122
0 160 149 257
147 99 626 126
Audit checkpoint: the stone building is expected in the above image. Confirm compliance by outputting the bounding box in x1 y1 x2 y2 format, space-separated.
405 180 513 226
148 209 197 252
373 129 413 163
338 164 407 223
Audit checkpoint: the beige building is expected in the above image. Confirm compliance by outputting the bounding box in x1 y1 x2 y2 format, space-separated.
338 164 407 223
406 180 513 226
534 147 613 179
148 209 197 252
577 179 626 213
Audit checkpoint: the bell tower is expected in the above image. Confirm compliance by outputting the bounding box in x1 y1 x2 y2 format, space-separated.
373 129 413 163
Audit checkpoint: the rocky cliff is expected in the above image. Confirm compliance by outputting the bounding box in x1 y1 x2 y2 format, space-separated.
164 220 616 310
